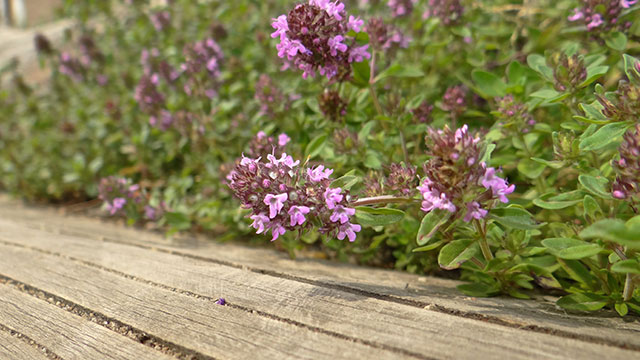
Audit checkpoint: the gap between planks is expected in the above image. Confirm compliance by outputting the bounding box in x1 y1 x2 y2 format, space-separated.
5 221 640 358
0 322 60 360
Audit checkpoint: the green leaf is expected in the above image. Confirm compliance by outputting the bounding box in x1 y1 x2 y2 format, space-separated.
330 175 359 191
507 60 535 85
438 239 479 270
355 207 405 227
527 54 553 80
556 293 608 312
623 54 640 85
611 260 640 275
533 192 582 210
530 88 560 100
583 195 602 221
579 122 630 151
351 59 370 87
471 70 507 97
165 212 191 231
559 259 598 287
374 64 424 82
305 134 327 159
579 102 607 121
517 158 546 179
531 157 565 169
580 219 640 249
489 207 542 230
416 209 452 246
412 240 444 252
578 65 609 88
541 238 602 259
363 150 382 169
578 175 612 199
605 32 627 51
615 303 629 317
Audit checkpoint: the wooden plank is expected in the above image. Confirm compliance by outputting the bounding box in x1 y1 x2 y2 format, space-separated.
0 243 402 360
0 221 638 359
0 326 50 360
4 204 637 352
0 283 174 360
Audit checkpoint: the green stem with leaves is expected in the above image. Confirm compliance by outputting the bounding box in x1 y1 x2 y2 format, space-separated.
474 219 494 261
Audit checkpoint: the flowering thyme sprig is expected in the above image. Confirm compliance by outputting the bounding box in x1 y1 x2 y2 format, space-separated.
418 125 514 222
612 124 640 200
271 0 370 80
568 0 637 33
227 149 361 242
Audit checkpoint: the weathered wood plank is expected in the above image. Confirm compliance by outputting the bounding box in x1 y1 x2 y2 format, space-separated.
0 219 638 359
0 282 174 360
0 243 403 360
3 201 636 351
0 326 51 360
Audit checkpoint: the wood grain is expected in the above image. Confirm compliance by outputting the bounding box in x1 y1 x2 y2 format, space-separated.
2 201 636 351
0 283 174 360
0 243 404 360
0 220 638 359
0 327 50 360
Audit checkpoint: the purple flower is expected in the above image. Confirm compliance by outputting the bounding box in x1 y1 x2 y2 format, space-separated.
267 153 300 169
330 205 355 224
621 0 637 8
568 8 584 21
481 167 515 203
587 14 604 29
278 133 291 146
418 181 457 213
271 15 289 39
144 205 157 220
463 202 488 222
270 223 287 241
288 206 311 226
328 36 348 56
348 16 364 32
264 193 288 218
348 45 371 63
307 165 334 182
337 222 361 242
250 213 271 233
215 298 226 305
324 187 344 209
108 197 127 215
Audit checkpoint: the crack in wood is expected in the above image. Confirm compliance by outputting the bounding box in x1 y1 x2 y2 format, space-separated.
0 322 63 360
0 275 214 360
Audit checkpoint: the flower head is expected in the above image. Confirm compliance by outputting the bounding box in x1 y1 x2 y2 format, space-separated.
271 0 369 80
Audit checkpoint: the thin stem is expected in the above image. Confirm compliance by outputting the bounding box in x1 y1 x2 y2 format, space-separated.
398 128 409 164
368 50 384 116
474 219 494 261
623 274 635 302
351 195 417 207
470 257 485 269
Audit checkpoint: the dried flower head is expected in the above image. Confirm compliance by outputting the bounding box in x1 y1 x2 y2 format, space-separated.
365 17 410 53
441 85 467 121
596 81 640 121
412 101 434 124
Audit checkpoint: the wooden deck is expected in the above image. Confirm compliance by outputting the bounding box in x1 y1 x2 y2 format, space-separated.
0 196 638 359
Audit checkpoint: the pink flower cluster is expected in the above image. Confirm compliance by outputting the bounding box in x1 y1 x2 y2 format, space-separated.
271 0 370 80
387 0 417 17
418 125 514 222
568 0 636 32
227 143 361 242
